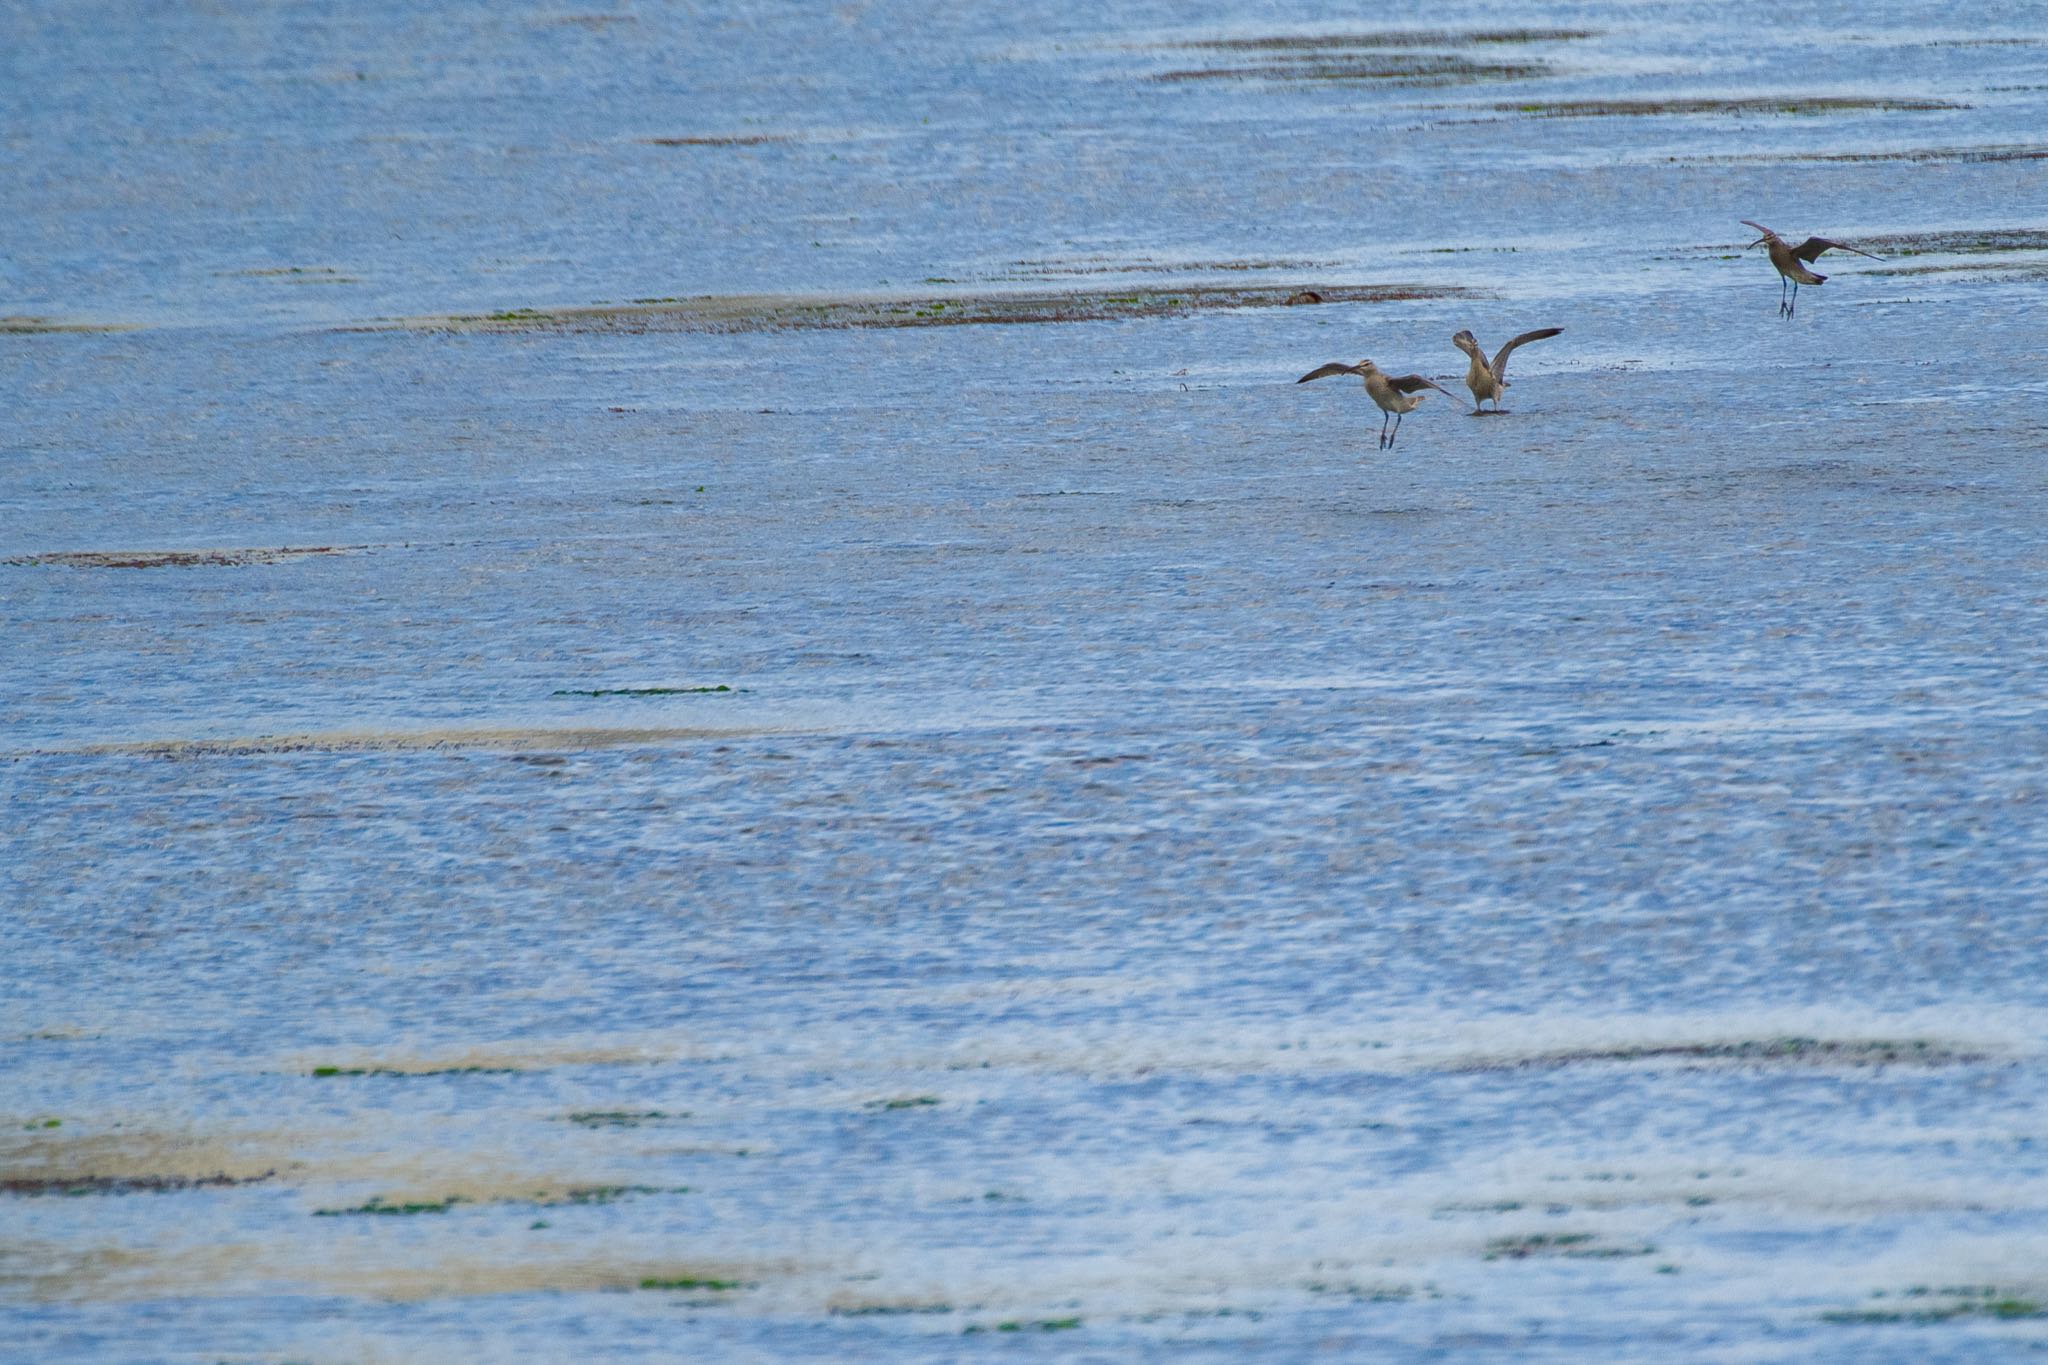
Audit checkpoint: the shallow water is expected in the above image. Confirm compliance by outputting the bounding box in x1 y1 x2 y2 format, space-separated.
7 0 2048 1359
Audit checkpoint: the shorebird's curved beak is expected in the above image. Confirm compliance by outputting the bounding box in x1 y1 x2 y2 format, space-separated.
1746 236 1767 248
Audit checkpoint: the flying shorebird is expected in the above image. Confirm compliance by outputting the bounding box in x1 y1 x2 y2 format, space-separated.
1741 220 1885 318
1297 360 1454 449
1451 326 1562 415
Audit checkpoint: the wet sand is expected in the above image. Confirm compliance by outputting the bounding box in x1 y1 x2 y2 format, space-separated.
7 0 2048 1359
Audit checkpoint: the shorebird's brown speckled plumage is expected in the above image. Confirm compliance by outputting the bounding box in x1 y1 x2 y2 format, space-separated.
1297 360 1454 449
1451 327 1562 414
1742 220 1884 317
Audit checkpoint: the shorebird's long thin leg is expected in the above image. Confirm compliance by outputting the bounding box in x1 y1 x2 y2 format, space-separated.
1390 412 1403 448
1779 276 1789 316
1788 280 1799 318
1378 410 1390 449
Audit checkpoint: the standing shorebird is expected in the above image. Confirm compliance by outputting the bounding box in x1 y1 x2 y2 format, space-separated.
1451 327 1562 414
1297 360 1454 449
1741 220 1884 317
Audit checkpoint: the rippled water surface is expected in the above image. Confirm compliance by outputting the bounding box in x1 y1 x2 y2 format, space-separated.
7 0 2048 1359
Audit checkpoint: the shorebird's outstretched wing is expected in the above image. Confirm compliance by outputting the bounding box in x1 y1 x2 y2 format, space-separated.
1739 219 1775 238
1489 327 1562 383
1388 374 1454 397
1792 236 1883 263
1297 362 1359 383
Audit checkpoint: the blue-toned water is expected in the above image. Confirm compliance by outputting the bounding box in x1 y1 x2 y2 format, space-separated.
6 1 2048 1359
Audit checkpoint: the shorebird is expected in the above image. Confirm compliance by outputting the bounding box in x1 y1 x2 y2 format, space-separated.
1741 220 1884 317
1451 327 1562 414
1297 360 1454 449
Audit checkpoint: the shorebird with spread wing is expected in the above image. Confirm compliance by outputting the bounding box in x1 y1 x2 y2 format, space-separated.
1741 220 1884 317
1451 326 1562 414
1296 360 1454 449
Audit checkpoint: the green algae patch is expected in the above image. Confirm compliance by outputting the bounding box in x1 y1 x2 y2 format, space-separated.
966 1317 1082 1333
1484 1233 1654 1261
313 1185 685 1217
1306 1281 1429 1302
640 1275 748 1291
380 282 1472 336
315 1195 466 1216
865 1096 941 1111
545 1184 687 1206
1823 1286 2047 1325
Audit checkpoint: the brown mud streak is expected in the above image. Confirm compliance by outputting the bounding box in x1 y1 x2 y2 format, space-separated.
2 1171 276 1196
1692 144 2048 166
1 317 139 334
1172 28 1597 49
1008 256 1335 276
383 283 1470 336
34 724 783 758
1153 56 1551 85
1458 1039 1988 1072
1485 96 1963 118
7 546 360 570
1860 227 2048 254
643 133 792 146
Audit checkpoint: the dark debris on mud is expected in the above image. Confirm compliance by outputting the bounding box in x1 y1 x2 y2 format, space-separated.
1152 54 1552 86
0 316 136 334
1484 1232 1655 1261
1693 143 2048 166
8 546 357 570
1861 227 2048 255
2 1171 277 1197
1482 96 1963 119
1170 28 1594 50
311 1064 523 1078
643 133 792 147
1461 1038 1989 1072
